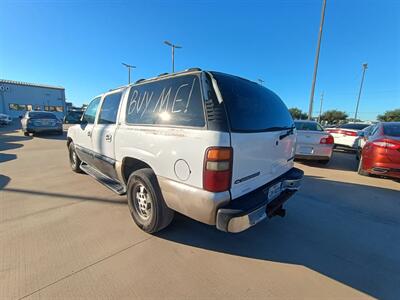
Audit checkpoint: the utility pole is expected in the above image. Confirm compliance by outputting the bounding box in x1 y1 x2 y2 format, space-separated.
308 0 327 120
257 79 265 86
164 40 182 73
354 63 368 121
318 92 324 123
122 63 136 84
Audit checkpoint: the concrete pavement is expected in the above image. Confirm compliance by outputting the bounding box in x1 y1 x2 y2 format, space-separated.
1 124 399 299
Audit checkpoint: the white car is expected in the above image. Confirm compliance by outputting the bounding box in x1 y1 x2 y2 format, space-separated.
67 68 303 233
294 120 334 164
0 113 12 125
326 123 370 150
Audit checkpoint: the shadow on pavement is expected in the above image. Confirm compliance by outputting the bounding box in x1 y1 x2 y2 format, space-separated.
0 175 11 189
0 128 32 163
297 151 359 172
157 175 400 300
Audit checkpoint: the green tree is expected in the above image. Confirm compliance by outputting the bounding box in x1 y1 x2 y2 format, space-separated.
288 107 307 120
321 110 348 124
377 109 400 122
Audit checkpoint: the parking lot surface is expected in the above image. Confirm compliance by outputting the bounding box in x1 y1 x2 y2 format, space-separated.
1 123 400 299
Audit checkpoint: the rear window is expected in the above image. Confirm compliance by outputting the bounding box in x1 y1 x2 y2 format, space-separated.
383 123 400 137
29 112 57 119
212 72 293 132
295 121 323 131
339 123 369 130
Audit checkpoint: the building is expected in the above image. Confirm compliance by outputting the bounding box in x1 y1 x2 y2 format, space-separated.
0 79 66 119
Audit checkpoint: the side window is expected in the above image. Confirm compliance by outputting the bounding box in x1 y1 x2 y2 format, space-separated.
125 75 205 127
82 97 101 124
98 92 122 125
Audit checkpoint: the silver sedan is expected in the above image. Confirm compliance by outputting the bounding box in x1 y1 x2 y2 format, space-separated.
294 120 334 164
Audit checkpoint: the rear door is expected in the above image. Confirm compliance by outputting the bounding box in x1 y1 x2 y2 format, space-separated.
91 90 123 179
212 72 295 199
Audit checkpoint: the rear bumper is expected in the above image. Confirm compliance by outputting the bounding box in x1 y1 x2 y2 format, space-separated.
27 126 62 133
216 167 304 233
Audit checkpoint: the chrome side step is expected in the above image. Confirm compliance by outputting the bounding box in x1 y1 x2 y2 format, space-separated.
80 163 126 195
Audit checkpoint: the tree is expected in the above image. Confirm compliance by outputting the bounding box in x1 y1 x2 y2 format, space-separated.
320 110 348 124
377 109 400 122
288 107 307 120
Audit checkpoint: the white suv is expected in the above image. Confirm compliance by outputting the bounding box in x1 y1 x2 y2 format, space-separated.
67 69 303 233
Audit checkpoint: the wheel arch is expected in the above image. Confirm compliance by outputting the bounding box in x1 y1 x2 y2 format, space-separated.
121 157 154 184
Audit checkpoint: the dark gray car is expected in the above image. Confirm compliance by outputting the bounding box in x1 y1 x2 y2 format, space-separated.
21 111 63 136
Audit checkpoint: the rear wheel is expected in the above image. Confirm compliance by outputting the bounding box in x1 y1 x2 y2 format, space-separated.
357 156 369 176
68 142 82 173
127 168 174 233
23 131 29 137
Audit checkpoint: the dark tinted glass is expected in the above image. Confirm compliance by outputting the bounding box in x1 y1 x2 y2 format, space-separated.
98 92 122 124
340 123 369 130
295 121 323 131
82 97 101 124
211 72 293 132
126 75 205 127
383 123 400 137
29 112 57 119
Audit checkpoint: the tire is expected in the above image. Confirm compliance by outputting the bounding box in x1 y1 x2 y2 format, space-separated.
357 156 369 176
127 168 174 233
68 142 83 173
23 131 29 137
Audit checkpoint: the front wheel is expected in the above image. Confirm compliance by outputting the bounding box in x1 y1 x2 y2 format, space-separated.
127 168 174 233
23 131 30 137
68 142 82 173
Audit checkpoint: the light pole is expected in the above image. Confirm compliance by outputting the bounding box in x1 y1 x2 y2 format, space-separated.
354 63 368 121
318 92 324 123
122 63 136 84
308 0 327 120
257 79 265 86
164 40 182 73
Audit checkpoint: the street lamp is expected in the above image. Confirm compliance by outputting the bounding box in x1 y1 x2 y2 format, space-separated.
354 63 368 121
308 0 327 120
164 40 182 73
122 63 136 84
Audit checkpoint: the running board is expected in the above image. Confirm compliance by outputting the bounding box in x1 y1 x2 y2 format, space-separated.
80 163 126 195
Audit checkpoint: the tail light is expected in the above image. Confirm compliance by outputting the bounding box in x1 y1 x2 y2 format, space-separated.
320 135 334 144
327 129 357 136
372 139 400 150
203 147 233 192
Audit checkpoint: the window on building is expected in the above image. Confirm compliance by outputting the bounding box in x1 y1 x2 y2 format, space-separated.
98 92 122 125
44 106 63 112
9 104 27 111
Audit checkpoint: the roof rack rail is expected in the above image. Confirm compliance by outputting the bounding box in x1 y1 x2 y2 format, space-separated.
185 67 202 72
158 72 169 77
135 78 146 84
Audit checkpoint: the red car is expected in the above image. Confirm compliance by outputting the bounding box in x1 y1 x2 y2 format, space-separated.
358 122 400 179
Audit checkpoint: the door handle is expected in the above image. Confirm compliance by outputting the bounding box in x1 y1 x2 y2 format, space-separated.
87 131 92 137
105 134 112 142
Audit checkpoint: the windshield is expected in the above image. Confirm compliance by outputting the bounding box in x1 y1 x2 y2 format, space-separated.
339 123 369 130
383 123 400 137
211 72 293 132
295 121 323 131
29 112 57 119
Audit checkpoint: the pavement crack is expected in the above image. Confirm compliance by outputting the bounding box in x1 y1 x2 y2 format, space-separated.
18 236 154 300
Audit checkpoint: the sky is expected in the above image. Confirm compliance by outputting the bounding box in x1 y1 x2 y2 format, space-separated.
1 0 399 121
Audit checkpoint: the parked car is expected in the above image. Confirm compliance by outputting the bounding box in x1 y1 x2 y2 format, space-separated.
358 122 400 179
355 124 376 160
64 111 84 124
21 111 63 136
325 123 370 150
0 113 12 125
67 69 303 233
294 120 334 164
